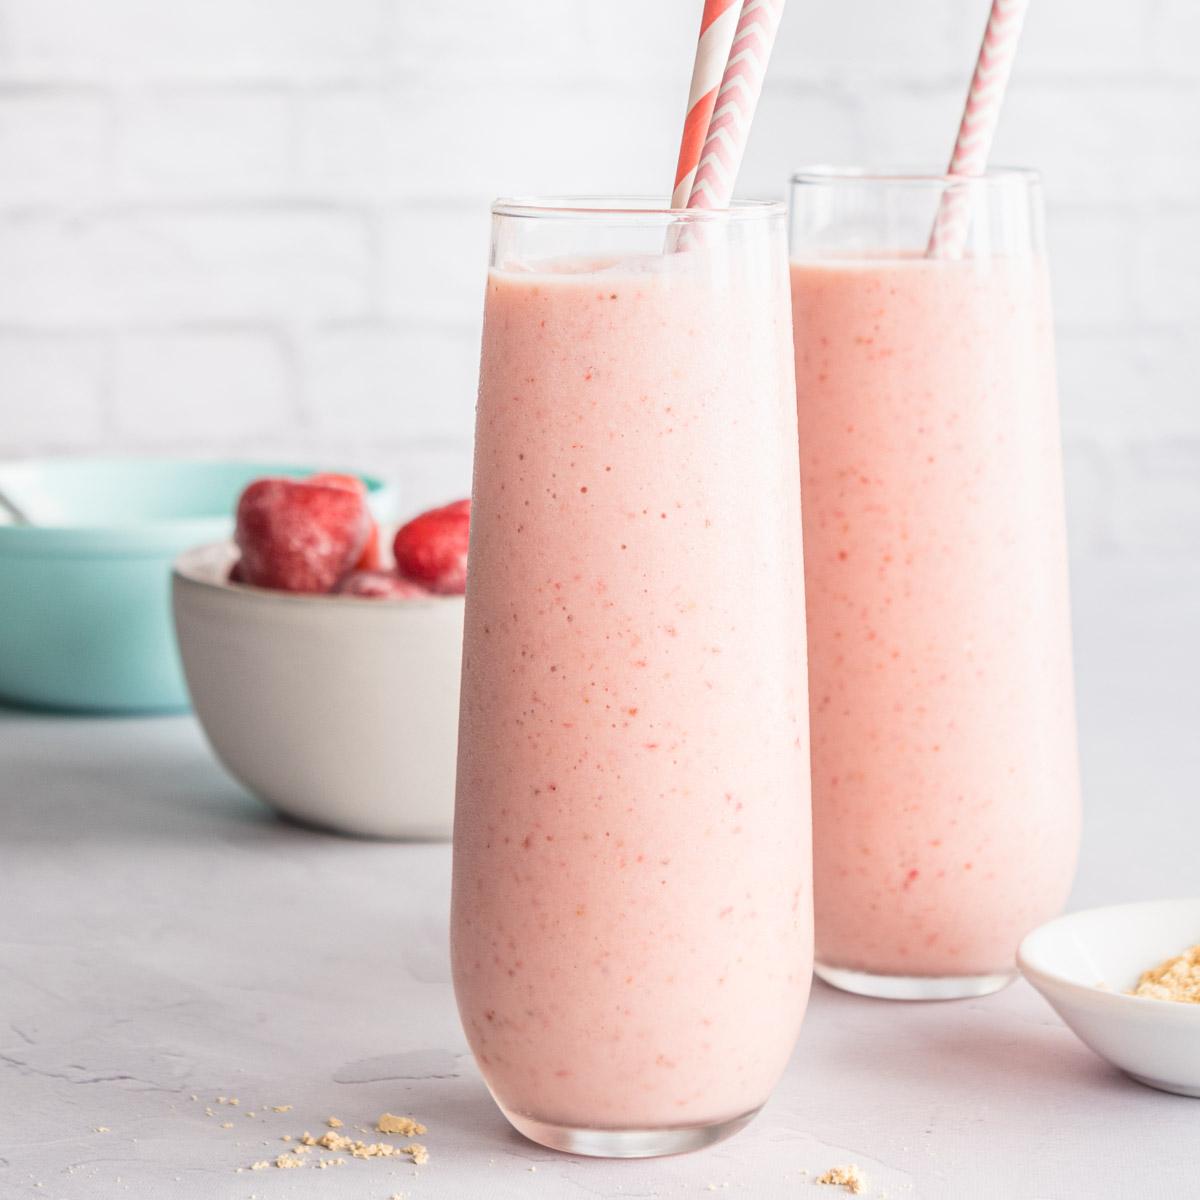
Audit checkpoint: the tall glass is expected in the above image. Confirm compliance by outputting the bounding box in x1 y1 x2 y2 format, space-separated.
789 168 1081 1000
452 198 812 1156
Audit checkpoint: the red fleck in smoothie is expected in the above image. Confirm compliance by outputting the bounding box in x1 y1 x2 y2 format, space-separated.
790 240 1080 994
452 200 811 1155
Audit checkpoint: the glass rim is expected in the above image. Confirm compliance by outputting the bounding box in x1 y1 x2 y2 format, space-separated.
789 165 1041 187
491 196 787 221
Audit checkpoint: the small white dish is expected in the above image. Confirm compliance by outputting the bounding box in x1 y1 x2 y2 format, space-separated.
173 541 463 840
1018 899 1200 1098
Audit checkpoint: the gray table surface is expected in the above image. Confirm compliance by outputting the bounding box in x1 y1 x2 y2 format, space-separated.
3 558 1198 1200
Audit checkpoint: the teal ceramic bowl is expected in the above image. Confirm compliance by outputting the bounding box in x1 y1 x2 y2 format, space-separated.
0 459 394 714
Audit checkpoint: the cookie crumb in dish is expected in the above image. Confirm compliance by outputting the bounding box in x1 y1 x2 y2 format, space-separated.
326 1116 344 1128
818 1164 867 1194
1129 945 1200 1004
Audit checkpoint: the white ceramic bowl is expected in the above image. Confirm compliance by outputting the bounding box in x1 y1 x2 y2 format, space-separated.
172 542 463 840
1018 899 1200 1098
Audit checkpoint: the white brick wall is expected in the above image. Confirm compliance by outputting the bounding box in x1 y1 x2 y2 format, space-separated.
0 91 109 203
117 90 294 199
0 331 105 442
0 0 1195 549
0 0 386 81
305 325 478 441
113 330 293 443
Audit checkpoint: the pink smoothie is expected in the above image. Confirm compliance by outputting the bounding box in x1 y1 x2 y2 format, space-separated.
453 248 811 1132
791 254 1080 979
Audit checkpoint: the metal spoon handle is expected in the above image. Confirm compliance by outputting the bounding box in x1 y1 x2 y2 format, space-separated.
0 487 30 524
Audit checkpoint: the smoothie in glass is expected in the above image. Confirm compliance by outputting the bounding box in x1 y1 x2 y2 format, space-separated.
452 199 811 1155
789 169 1080 999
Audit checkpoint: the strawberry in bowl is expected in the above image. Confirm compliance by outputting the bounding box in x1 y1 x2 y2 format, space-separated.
392 499 471 596
173 472 470 840
229 473 470 600
234 476 372 593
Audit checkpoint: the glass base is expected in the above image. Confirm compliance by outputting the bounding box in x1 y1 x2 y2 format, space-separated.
1126 1072 1200 1100
500 1104 762 1158
815 960 1016 1000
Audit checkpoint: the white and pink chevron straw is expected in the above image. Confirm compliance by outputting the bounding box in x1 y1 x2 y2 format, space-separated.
671 0 743 209
685 0 787 211
928 0 1031 258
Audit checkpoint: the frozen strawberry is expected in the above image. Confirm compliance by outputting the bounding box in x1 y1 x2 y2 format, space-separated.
228 559 245 584
235 477 370 594
392 498 471 595
355 521 382 571
309 472 381 571
308 471 363 493
334 570 429 600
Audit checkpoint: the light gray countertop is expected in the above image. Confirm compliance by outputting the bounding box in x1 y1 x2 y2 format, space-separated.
3 558 1199 1200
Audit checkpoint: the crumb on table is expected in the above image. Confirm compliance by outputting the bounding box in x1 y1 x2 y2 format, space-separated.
377 1113 428 1137
818 1164 867 1194
239 1115 429 1172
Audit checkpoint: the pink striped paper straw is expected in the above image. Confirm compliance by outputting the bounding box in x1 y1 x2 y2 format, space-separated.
672 0 743 209
928 0 1030 257
686 0 787 211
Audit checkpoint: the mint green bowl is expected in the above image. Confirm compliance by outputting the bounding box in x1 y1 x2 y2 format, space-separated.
0 459 393 714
